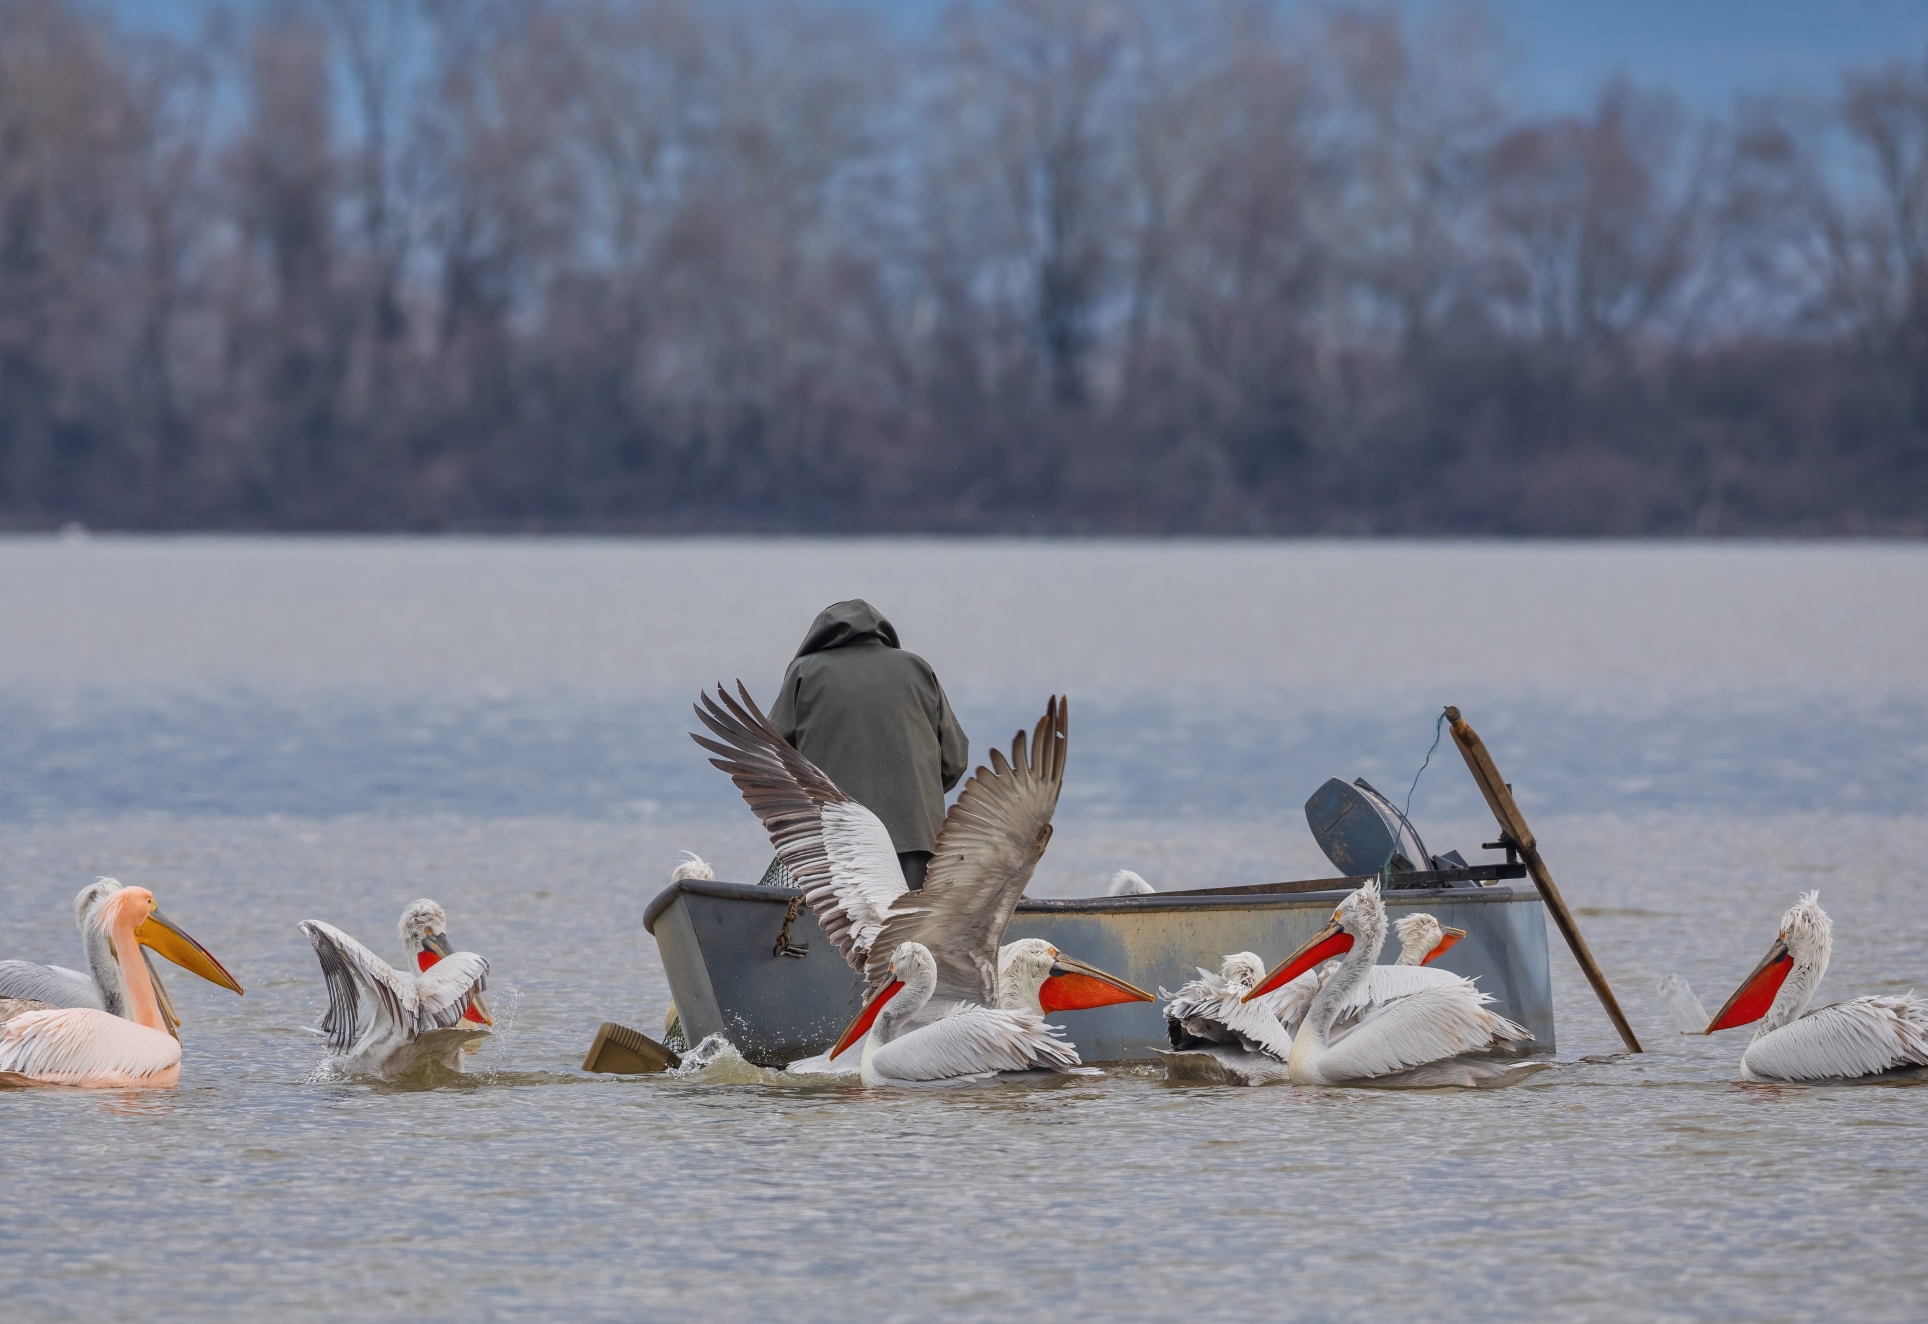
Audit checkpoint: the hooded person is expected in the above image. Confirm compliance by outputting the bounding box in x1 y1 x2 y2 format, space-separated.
768 600 969 889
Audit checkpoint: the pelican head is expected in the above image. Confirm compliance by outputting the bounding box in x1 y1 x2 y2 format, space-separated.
1001 938 1154 1014
74 876 123 927
1245 879 1386 1001
1218 952 1267 991
1706 891 1830 1034
398 899 452 960
398 898 489 1024
671 852 715 882
1393 913 1466 966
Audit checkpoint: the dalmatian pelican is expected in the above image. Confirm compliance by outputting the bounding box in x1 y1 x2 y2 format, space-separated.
829 942 1083 1086
1242 880 1533 1086
1704 890 1928 1082
694 687 1148 1081
0 885 243 1087
298 899 492 1080
1154 911 1468 1085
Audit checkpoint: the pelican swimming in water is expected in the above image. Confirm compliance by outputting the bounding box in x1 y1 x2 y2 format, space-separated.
1156 952 1301 1084
1703 890 1928 1082
0 878 189 1035
0 885 243 1087
831 942 1083 1086
1154 911 1468 1085
695 687 1148 1081
1242 880 1533 1086
298 899 492 1080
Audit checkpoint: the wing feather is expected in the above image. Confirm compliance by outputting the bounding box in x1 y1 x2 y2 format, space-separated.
299 920 407 1054
867 1007 1081 1083
691 683 904 971
0 1007 179 1084
1318 979 1531 1081
1741 995 1928 1082
1163 967 1297 1060
866 697 1068 1002
0 961 102 1010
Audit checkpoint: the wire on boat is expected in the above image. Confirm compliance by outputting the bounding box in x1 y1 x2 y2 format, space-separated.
1380 707 1450 886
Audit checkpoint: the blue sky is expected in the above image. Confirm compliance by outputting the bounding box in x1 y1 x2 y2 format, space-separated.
104 0 1928 113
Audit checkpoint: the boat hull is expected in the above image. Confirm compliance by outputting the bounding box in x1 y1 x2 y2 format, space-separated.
647 879 1555 1067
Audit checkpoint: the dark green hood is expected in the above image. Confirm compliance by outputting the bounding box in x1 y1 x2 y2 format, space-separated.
794 600 900 657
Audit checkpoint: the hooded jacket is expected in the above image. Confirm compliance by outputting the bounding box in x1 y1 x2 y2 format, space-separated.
769 600 969 855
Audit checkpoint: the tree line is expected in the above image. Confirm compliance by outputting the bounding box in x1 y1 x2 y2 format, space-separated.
1 0 1924 534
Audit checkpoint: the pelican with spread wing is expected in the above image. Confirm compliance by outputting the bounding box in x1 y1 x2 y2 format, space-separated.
0 885 243 1088
298 899 492 1080
1242 880 1533 1086
694 687 1148 1081
1703 890 1928 1082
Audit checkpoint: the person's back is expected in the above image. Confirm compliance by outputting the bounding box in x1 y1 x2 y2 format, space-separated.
770 600 968 888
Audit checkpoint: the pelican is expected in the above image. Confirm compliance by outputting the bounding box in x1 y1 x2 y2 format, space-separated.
1242 880 1533 1086
694 687 1148 1082
1156 952 1300 1084
298 899 492 1080
829 942 1082 1086
997 938 1154 1015
1108 870 1155 896
1703 890 1928 1082
0 886 243 1087
1152 911 1467 1085
0 878 191 1036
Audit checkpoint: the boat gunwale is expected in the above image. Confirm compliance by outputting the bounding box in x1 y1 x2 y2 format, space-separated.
642 876 1537 935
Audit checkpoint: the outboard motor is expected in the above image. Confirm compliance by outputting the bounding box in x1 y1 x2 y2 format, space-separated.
1304 777 1470 883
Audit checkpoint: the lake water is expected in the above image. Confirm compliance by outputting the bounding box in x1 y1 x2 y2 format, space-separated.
2 538 1925 1321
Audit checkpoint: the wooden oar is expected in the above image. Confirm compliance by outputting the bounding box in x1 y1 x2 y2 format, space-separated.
1444 706 1643 1054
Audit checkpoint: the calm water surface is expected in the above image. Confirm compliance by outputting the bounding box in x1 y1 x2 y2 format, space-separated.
3 539 1926 1321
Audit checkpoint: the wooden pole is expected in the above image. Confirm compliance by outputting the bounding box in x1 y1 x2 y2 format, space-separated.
1443 706 1643 1054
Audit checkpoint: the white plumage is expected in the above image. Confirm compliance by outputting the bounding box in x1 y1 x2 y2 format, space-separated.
298 901 491 1080
1107 870 1156 896
1709 891 1928 1083
0 1007 180 1086
1249 880 1533 1086
857 943 1082 1086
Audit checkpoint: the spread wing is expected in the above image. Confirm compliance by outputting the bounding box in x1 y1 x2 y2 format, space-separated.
0 961 102 1010
1320 979 1531 1081
692 683 905 972
866 1007 1082 1083
0 1007 179 1084
1741 994 1928 1082
866 697 1068 1002
1164 968 1296 1060
299 920 490 1054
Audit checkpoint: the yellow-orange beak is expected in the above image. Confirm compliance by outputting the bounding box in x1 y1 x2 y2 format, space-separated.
1422 928 1467 966
135 907 244 996
1039 954 1155 1012
1704 936 1792 1034
830 979 904 1059
1244 919 1353 1002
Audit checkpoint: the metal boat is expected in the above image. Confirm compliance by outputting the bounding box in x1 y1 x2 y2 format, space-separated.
644 862 1554 1067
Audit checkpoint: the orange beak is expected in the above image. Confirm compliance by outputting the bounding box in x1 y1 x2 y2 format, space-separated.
830 979 904 1059
1244 920 1353 1001
1422 928 1466 966
1038 954 1155 1012
1704 936 1793 1033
